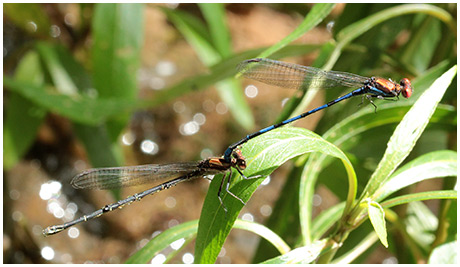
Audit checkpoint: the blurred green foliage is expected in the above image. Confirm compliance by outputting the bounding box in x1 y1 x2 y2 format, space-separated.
3 3 457 264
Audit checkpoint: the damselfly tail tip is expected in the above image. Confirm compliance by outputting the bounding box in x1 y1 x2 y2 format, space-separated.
42 225 61 236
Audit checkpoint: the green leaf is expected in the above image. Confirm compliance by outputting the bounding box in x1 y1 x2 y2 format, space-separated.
381 190 457 209
92 3 144 141
251 165 302 263
257 3 335 59
244 3 334 126
299 125 359 245
3 51 46 170
199 3 232 57
311 203 346 240
200 5 255 130
328 4 455 69
305 105 455 241
373 150 457 201
362 65 457 198
408 59 454 99
233 219 291 256
400 17 441 73
336 4 453 45
125 218 290 264
5 45 322 126
194 127 356 263
310 60 455 197
404 202 439 249
260 240 328 264
3 77 135 125
215 78 254 130
4 3 51 36
288 60 455 246
331 232 380 264
161 7 220 65
161 5 253 130
138 44 320 108
35 42 93 94
36 43 80 95
34 41 122 169
428 241 458 264
367 200 388 248
125 220 199 264
92 3 143 99
72 123 119 168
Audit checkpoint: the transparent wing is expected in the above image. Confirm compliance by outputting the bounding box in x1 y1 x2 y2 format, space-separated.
70 161 202 190
237 58 370 90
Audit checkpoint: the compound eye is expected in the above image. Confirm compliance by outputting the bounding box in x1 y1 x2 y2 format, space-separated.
399 78 413 98
237 159 247 170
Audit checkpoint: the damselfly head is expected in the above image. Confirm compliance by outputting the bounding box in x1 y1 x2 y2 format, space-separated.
399 78 412 98
231 149 247 170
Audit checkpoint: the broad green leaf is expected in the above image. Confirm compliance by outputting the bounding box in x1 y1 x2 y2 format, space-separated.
400 17 441 73
331 232 379 264
138 44 320 108
194 127 356 263
261 240 328 264
5 45 321 126
373 150 457 201
251 165 302 263
311 203 346 240
328 4 455 69
233 219 291 255
125 219 290 264
336 4 454 45
125 220 199 264
162 5 253 130
161 7 220 65
215 78 254 130
36 43 80 95
249 3 335 125
428 241 458 264
4 51 46 170
381 190 457 209
35 42 122 170
367 200 388 248
92 3 144 141
404 202 439 250
362 65 456 198
92 3 143 99
290 61 455 245
35 42 93 94
199 3 232 57
257 3 335 59
72 123 119 168
307 106 454 234
4 3 51 36
3 77 135 125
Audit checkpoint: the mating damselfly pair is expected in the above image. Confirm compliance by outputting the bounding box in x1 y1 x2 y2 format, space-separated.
43 58 412 236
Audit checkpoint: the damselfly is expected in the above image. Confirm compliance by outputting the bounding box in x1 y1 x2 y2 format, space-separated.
224 58 413 162
43 149 249 236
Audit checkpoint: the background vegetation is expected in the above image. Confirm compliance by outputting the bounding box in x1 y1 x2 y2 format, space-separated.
3 3 457 264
